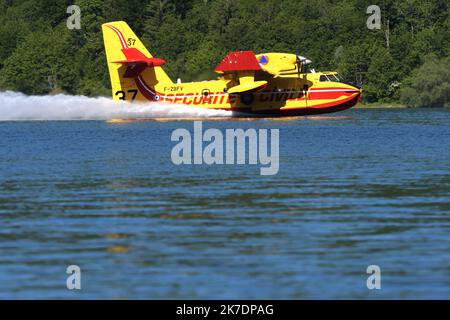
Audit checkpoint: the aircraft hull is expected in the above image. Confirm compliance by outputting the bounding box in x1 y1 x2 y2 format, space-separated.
230 91 361 117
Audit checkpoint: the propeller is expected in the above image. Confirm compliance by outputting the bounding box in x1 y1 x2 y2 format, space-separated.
296 49 302 78
295 51 313 103
296 55 312 75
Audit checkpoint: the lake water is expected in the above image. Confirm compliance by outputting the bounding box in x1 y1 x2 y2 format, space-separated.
0 108 449 299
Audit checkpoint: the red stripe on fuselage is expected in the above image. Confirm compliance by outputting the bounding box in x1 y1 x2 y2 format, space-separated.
307 89 357 100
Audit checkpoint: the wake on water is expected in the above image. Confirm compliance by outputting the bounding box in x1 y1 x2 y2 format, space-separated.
0 91 233 121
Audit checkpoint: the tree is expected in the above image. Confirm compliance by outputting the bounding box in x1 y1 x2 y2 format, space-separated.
0 28 78 94
400 56 450 107
0 0 447 105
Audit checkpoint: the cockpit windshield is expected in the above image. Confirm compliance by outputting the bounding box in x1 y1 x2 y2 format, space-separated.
320 73 343 82
329 74 340 82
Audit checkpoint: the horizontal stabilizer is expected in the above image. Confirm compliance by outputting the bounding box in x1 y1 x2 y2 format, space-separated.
113 48 166 67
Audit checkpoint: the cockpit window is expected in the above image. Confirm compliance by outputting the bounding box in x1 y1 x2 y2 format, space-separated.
329 74 340 82
336 73 347 83
320 74 341 82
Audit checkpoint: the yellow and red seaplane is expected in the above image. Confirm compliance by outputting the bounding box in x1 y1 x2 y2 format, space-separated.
102 21 361 117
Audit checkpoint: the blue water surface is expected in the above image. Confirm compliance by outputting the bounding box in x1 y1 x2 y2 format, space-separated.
0 108 449 299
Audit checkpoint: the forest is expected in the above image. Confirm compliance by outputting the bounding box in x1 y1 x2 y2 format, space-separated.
0 0 448 107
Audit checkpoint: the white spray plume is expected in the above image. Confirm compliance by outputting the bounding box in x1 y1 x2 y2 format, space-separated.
0 91 233 121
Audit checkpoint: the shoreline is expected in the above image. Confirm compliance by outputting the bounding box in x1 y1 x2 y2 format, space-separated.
355 103 449 109
354 103 408 109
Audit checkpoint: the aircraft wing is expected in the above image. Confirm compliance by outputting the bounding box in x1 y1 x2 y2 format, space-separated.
215 51 267 94
214 51 262 73
227 81 268 94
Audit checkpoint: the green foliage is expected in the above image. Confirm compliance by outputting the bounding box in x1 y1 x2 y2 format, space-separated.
400 56 450 107
0 0 448 106
0 28 78 94
364 45 398 102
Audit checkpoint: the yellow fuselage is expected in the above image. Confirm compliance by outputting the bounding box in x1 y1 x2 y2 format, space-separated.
103 22 361 116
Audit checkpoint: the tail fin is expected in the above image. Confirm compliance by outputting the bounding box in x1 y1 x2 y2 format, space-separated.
102 21 173 102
